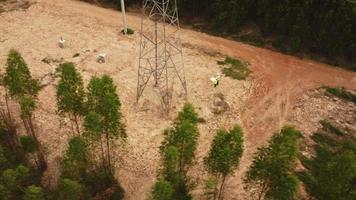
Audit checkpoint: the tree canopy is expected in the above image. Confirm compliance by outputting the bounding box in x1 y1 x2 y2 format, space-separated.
244 125 301 200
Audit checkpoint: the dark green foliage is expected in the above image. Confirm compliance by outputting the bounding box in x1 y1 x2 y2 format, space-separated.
161 103 199 174
84 75 126 171
153 103 200 200
60 135 124 200
0 184 10 200
23 185 45 200
151 180 173 200
66 136 87 164
3 50 40 98
0 146 8 170
204 125 244 199
1 165 29 194
58 178 82 200
109 184 125 200
2 49 46 171
83 167 124 199
218 57 250 80
84 111 102 140
298 120 356 200
19 95 37 119
205 125 244 176
244 125 301 200
118 0 356 69
86 75 126 140
325 87 356 103
174 103 199 125
62 136 88 181
20 136 37 154
0 132 43 199
56 62 86 134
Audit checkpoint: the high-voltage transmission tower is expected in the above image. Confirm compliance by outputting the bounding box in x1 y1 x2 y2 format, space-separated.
136 0 187 112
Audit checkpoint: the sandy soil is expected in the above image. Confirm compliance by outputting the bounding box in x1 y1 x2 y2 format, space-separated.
0 0 355 199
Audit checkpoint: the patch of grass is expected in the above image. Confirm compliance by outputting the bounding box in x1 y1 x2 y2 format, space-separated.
325 87 356 103
0 5 4 13
218 57 250 80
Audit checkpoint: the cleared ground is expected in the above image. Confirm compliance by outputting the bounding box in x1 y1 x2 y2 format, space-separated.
0 0 355 199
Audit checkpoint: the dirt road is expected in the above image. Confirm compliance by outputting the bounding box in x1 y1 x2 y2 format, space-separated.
0 0 355 199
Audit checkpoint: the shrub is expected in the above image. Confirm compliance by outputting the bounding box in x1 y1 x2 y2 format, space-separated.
20 136 37 154
23 185 45 200
58 178 82 200
244 125 301 200
151 180 173 200
325 87 356 103
204 125 244 199
218 57 250 80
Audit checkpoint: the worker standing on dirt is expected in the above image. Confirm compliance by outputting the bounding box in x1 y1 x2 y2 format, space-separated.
210 74 221 87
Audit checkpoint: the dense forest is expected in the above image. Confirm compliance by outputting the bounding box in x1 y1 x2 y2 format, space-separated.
102 0 356 70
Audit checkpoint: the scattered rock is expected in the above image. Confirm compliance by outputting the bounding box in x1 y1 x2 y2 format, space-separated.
97 53 107 63
72 53 80 58
58 37 65 48
212 92 229 114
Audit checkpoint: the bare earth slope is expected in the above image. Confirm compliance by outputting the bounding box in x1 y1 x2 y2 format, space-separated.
0 0 355 199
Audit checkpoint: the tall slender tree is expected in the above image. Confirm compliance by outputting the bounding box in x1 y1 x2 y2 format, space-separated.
0 53 21 157
204 125 244 200
3 50 46 170
56 62 86 135
154 103 200 200
84 75 126 171
244 125 301 200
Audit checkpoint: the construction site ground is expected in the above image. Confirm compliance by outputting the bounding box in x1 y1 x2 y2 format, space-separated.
0 0 355 199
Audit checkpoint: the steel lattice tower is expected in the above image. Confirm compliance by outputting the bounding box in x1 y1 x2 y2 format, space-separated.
136 0 187 112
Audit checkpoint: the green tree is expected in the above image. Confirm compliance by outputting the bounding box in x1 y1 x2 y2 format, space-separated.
0 51 21 159
153 103 200 200
0 184 10 200
298 121 356 200
23 185 44 200
204 125 244 200
56 62 86 135
20 135 40 169
161 103 199 174
20 136 37 154
244 125 301 200
58 178 82 200
85 75 126 171
62 136 88 181
1 165 29 193
151 180 173 200
3 50 46 171
0 146 8 171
